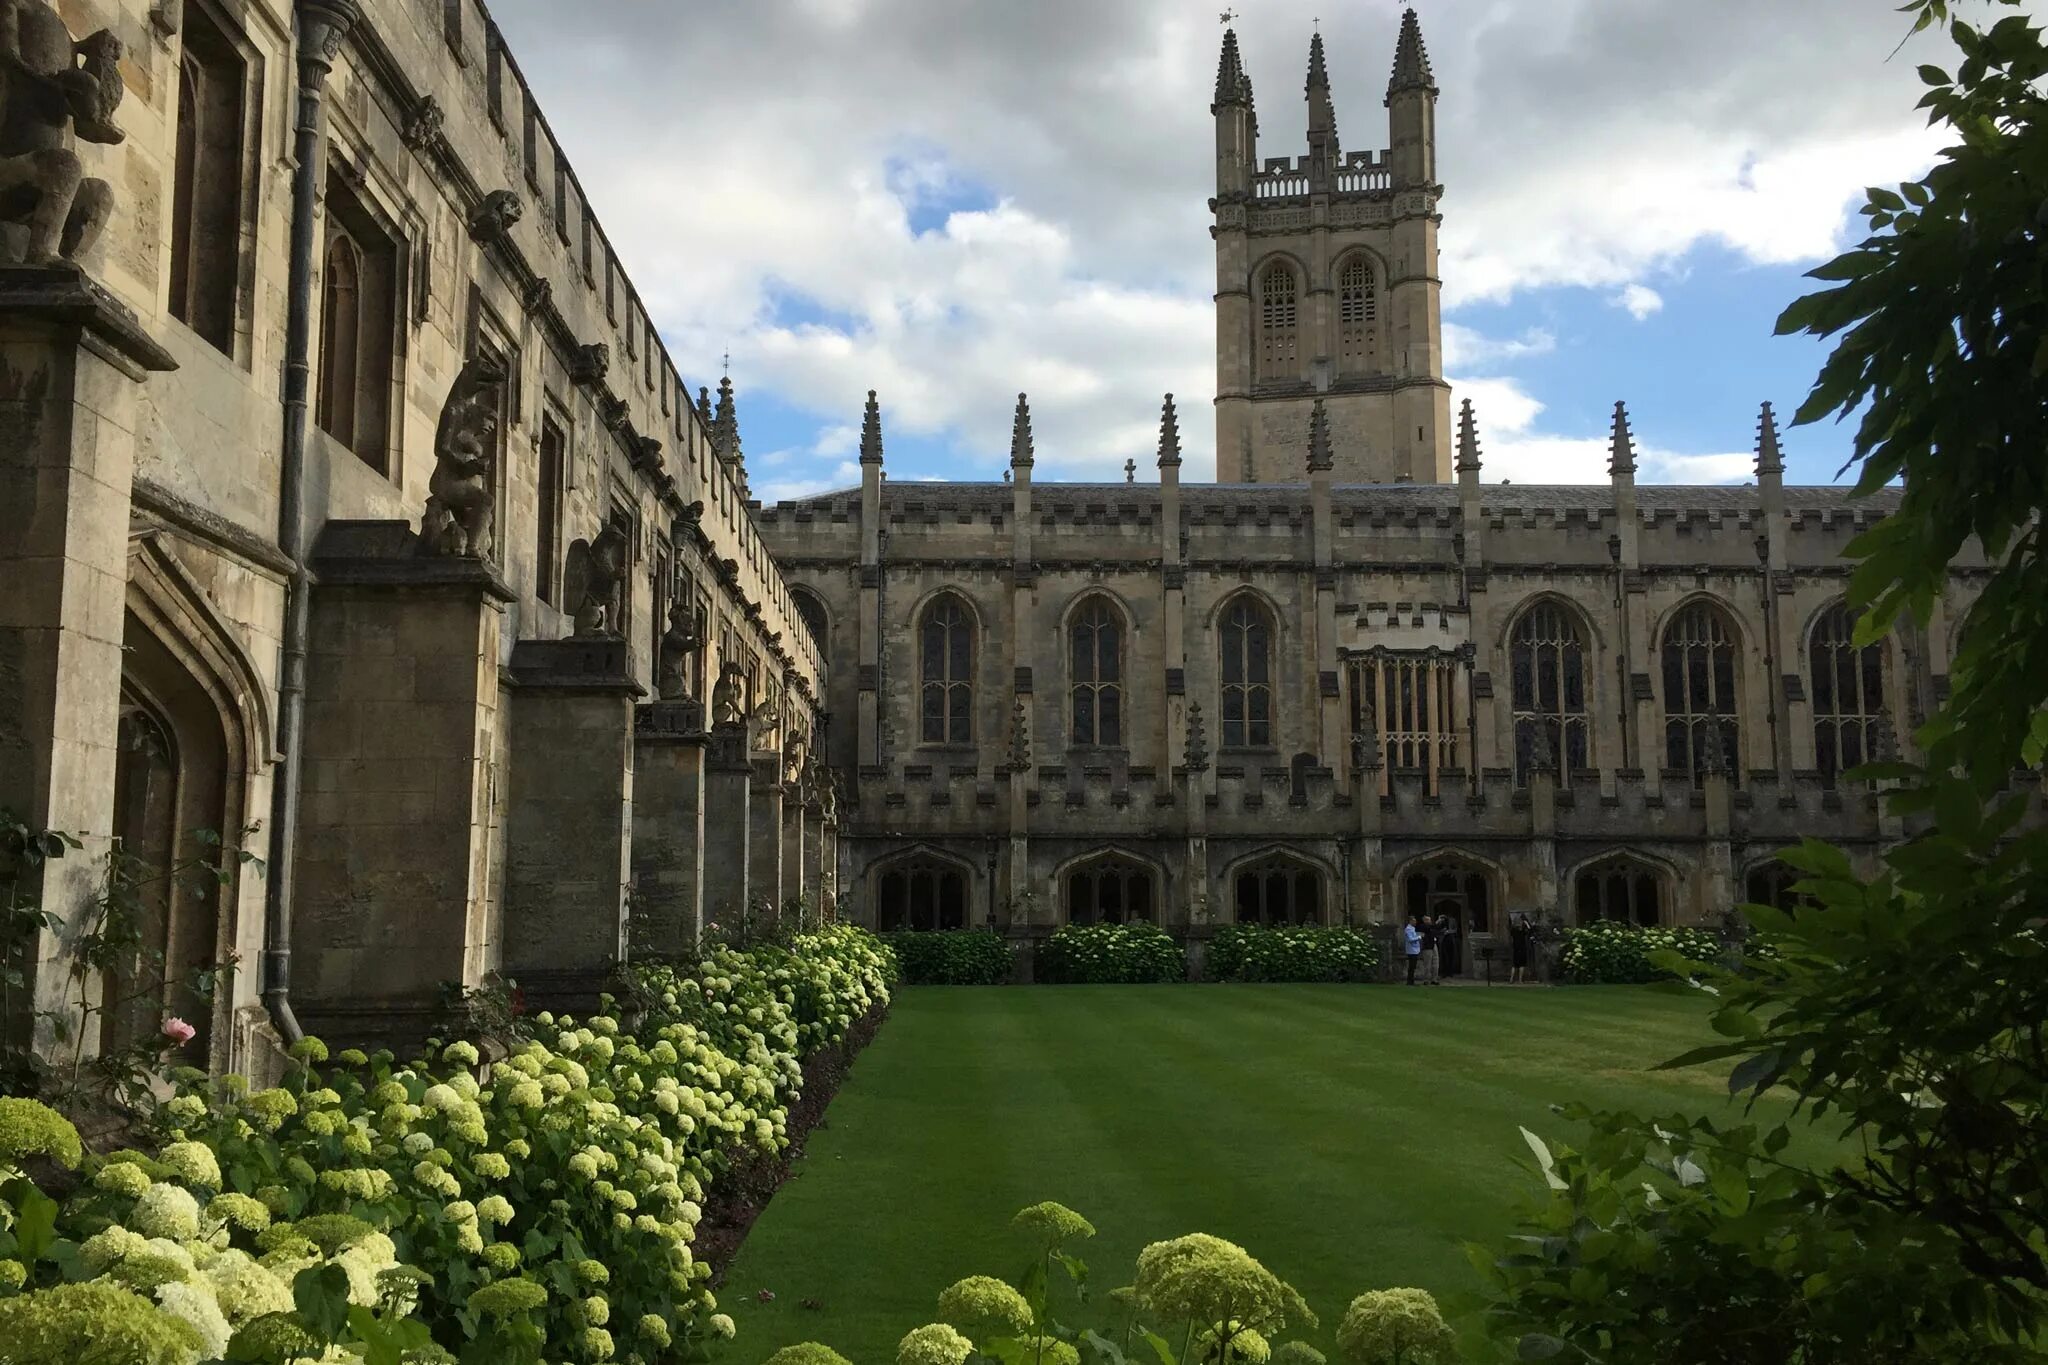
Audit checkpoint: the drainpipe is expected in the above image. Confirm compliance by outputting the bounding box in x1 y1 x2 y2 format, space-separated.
263 0 360 1044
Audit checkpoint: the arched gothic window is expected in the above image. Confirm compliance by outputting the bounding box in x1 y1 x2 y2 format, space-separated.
1257 261 1299 382
316 234 362 450
1234 855 1322 925
1219 596 1273 748
1070 598 1123 747
1574 856 1662 927
1337 256 1378 374
1744 860 1812 915
1403 859 1493 938
875 856 968 932
1065 854 1155 924
919 594 974 745
1810 603 1888 784
791 588 829 649
1661 600 1741 780
1509 602 1591 782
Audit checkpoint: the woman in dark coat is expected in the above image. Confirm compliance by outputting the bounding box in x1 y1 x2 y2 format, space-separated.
1509 912 1533 983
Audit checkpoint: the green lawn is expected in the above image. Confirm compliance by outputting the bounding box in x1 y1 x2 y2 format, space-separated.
718 985 1828 1361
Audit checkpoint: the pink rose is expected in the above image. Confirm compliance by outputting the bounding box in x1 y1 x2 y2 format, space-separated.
161 1017 196 1046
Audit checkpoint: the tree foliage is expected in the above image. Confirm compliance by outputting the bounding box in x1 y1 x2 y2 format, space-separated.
1472 2 2048 1358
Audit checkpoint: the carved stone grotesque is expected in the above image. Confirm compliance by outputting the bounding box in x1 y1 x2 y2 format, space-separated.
563 523 629 636
519 276 551 316
421 354 508 557
783 715 810 785
710 661 746 730
466 188 521 244
750 678 782 751
569 342 609 387
0 0 126 266
401 95 444 152
655 601 704 701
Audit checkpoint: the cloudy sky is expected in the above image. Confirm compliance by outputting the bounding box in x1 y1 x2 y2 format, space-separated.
489 0 1959 499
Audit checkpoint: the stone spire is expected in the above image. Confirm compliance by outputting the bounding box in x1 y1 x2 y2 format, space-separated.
1215 27 1248 108
1607 400 1637 478
1306 396 1334 474
1455 398 1482 478
1386 7 1436 98
1755 401 1785 479
1009 392 1035 469
697 385 713 432
858 389 883 466
1306 30 1339 154
713 373 743 463
1184 701 1211 773
1157 393 1182 469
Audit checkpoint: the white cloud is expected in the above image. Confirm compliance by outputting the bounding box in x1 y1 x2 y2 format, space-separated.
490 0 1954 484
1451 370 1749 487
1612 284 1664 321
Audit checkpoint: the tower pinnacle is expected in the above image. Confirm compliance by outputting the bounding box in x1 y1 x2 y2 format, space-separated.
1215 28 1248 108
1009 393 1034 469
1755 401 1784 478
858 390 883 466
1455 398 1482 476
1158 393 1182 468
1306 30 1338 149
1608 401 1637 478
1386 7 1436 99
1306 397 1334 474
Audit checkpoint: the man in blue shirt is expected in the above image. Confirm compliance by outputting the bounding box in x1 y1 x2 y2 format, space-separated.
1404 914 1424 985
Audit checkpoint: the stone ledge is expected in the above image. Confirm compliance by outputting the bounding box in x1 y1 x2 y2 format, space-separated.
309 519 517 601
0 263 178 375
507 637 643 695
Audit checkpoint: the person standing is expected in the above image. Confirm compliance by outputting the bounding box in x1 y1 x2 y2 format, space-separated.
1438 910 1462 980
1510 912 1533 984
1419 914 1442 986
1404 914 1424 985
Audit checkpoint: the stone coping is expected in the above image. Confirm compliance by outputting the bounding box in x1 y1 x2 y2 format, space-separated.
0 263 178 374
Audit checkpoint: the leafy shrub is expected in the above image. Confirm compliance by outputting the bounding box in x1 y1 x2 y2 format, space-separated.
0 926 894 1365
882 931 1012 986
1556 920 1724 984
1037 923 1185 984
1204 925 1381 983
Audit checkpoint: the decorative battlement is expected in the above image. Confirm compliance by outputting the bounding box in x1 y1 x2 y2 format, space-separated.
1250 149 1394 200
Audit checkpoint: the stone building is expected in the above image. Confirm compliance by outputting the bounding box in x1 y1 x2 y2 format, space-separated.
755 15 1996 952
3 0 829 1076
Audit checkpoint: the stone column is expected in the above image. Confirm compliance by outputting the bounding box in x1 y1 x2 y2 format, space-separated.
0 268 176 1056
749 757 785 926
293 521 513 1047
701 724 751 930
780 792 806 920
800 796 826 905
500 639 641 1013
631 700 707 958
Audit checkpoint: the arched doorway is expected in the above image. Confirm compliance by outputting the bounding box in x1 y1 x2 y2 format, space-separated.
1574 854 1665 927
1064 852 1155 924
1402 857 1492 976
872 852 971 931
1231 853 1323 926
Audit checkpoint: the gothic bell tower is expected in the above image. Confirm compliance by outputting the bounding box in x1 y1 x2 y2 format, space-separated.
1211 9 1449 484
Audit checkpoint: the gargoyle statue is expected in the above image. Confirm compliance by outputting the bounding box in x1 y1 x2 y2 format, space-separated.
0 1 127 265
655 601 705 701
421 354 509 557
562 523 630 636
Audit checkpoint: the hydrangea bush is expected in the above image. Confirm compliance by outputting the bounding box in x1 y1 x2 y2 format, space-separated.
775 1202 1451 1365
1556 921 1725 984
1203 926 1381 984
1037 924 1185 985
882 931 1014 987
0 925 895 1365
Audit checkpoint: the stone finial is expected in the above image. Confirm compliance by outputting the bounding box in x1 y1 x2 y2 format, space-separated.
1124 458 1137 484
1387 6 1437 98
855 389 885 466
697 385 714 431
563 525 629 636
1698 727 1727 779
1185 701 1211 773
1755 400 1785 479
1007 699 1031 773
0 1 130 267
467 189 522 245
1306 29 1331 94
1306 31 1338 147
1010 392 1035 469
1214 28 1249 108
1608 400 1638 478
1525 722 1557 777
713 373 743 470
1158 393 1183 469
1870 709 1901 765
1455 397 1482 477
420 354 508 557
1306 396 1334 474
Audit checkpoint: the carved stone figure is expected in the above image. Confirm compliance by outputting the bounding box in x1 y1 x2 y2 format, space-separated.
562 524 629 636
421 354 508 558
655 602 704 701
569 342 609 386
784 715 810 785
710 661 746 729
466 188 521 244
519 276 551 316
0 0 126 266
401 95 444 152
750 678 782 751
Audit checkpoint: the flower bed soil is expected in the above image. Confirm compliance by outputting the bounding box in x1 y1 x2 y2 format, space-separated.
698 1002 889 1279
